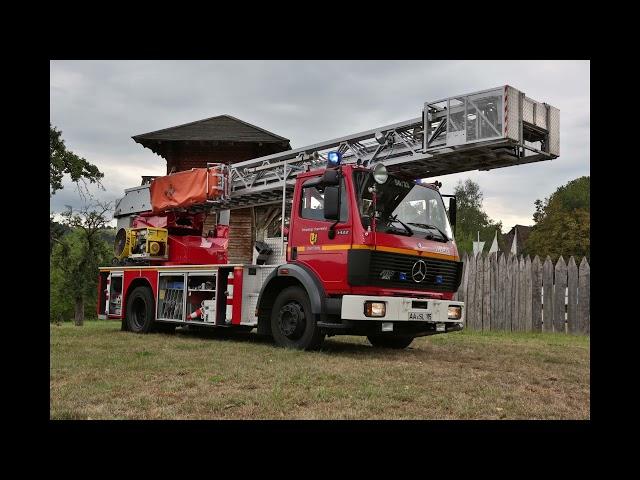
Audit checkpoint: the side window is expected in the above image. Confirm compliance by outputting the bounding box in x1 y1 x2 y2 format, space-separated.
300 177 349 222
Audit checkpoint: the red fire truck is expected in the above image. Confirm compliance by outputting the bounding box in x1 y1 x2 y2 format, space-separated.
97 85 559 350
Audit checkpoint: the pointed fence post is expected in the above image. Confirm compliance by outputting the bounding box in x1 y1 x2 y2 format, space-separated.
504 254 513 331
542 256 554 332
518 256 526 331
457 253 468 303
511 255 520 331
483 253 491 331
567 257 579 334
531 256 542 332
524 256 533 331
466 253 476 330
498 254 507 331
553 256 568 333
578 257 590 335
474 254 484 331
490 253 498 331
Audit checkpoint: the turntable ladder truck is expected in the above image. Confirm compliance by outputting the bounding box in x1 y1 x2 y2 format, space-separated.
98 85 559 350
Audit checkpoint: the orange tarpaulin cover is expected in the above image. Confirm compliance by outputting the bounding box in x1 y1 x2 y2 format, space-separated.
149 168 222 213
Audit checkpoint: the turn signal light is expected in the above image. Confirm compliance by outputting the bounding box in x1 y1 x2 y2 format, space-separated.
364 301 386 317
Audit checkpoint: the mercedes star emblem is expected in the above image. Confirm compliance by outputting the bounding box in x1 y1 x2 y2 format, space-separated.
411 260 427 283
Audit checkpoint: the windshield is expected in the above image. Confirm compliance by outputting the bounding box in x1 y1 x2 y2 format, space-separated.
353 171 454 241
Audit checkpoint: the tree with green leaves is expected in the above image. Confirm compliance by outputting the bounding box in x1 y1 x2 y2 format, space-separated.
49 216 71 254
50 124 104 196
50 202 113 325
524 176 590 261
452 179 504 255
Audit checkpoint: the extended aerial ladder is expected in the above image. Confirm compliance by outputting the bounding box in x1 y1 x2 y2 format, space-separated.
114 85 559 223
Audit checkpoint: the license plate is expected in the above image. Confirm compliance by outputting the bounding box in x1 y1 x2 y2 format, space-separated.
409 312 432 321
436 323 446 332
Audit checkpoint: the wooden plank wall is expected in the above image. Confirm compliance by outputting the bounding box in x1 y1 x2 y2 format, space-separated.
456 253 590 335
227 207 254 264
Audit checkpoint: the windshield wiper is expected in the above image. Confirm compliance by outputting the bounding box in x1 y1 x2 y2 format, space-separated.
406 222 449 242
386 214 413 236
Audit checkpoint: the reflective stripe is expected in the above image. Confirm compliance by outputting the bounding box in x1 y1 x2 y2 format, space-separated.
320 244 352 251
297 243 459 261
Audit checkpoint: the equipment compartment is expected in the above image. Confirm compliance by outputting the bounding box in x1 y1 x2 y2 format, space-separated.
157 273 186 321
186 271 217 322
107 273 123 316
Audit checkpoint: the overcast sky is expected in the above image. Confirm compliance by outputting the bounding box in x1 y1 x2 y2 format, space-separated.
50 60 589 231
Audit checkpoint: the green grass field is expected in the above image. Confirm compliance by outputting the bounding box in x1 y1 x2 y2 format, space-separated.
50 321 590 420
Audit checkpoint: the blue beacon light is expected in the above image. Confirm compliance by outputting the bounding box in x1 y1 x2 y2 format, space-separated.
327 151 342 166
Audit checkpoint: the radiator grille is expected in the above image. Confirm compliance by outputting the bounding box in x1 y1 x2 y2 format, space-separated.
349 250 463 292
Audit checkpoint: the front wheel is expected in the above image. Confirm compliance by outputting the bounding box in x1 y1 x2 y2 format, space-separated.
367 334 415 349
270 286 325 350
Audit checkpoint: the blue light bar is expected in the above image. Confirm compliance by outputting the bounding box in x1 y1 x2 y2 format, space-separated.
327 151 342 166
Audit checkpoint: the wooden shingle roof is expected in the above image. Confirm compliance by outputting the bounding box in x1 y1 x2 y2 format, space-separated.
132 115 290 145
501 224 533 255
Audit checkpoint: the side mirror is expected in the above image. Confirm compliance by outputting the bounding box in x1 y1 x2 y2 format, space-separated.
324 186 340 221
322 169 340 186
448 197 457 234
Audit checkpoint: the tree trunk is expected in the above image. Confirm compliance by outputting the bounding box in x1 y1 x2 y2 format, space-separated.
74 297 85 326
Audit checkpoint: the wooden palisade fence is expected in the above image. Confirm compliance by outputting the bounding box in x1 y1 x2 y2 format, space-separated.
454 253 590 334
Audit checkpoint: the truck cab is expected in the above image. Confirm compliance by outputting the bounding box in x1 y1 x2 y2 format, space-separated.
257 162 464 349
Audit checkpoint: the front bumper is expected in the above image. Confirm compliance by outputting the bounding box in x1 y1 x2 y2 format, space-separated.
340 295 464 326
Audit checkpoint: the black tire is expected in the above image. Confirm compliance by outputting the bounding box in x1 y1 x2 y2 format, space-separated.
367 334 415 349
125 286 155 333
270 286 325 350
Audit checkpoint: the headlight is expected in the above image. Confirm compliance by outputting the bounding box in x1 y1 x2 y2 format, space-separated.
448 305 462 320
364 301 386 317
372 163 388 184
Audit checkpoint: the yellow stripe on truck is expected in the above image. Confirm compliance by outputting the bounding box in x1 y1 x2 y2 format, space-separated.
295 244 459 261
320 244 352 251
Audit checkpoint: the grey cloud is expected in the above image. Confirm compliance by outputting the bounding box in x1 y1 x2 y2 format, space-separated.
50 60 589 230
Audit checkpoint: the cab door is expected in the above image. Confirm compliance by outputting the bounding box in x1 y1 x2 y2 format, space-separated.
289 174 352 293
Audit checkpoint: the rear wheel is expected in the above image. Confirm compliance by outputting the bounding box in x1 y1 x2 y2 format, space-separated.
367 334 415 349
125 286 155 333
270 286 325 350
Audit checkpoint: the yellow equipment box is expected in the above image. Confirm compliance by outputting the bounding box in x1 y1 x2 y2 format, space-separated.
114 227 168 260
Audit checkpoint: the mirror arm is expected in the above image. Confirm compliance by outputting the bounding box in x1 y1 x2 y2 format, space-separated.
327 185 341 240
328 220 339 239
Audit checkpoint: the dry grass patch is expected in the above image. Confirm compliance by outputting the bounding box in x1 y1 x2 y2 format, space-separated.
50 321 589 420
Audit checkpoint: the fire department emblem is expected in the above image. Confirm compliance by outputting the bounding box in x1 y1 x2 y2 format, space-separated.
310 232 318 245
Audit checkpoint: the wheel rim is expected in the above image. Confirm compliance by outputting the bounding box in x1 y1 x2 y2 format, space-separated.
131 297 147 329
277 302 306 340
